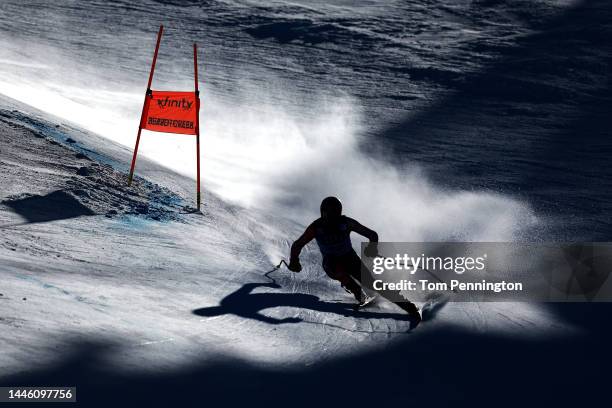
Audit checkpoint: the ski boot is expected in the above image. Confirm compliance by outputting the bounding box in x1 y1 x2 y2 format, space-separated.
399 301 422 329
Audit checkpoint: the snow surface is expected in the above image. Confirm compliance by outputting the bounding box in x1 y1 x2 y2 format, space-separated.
0 95 574 381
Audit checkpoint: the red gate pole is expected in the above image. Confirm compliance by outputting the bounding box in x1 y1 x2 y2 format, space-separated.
128 24 164 186
193 42 201 211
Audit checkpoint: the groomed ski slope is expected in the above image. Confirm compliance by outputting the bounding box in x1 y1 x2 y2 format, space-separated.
0 94 574 382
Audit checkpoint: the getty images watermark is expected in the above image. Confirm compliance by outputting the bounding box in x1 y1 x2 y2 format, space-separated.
360 243 612 302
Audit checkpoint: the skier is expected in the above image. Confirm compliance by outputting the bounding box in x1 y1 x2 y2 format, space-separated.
288 196 421 324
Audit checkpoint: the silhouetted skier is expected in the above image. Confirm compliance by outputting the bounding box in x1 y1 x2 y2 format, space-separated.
288 196 421 324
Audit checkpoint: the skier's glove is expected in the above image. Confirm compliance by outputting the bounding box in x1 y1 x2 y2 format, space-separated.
364 242 381 258
288 258 302 273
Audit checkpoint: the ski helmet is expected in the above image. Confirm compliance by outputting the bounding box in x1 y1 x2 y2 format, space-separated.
320 196 342 219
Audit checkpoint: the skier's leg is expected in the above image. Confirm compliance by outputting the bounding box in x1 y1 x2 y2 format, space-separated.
346 251 376 291
341 276 364 302
323 257 363 302
346 250 392 298
347 251 420 320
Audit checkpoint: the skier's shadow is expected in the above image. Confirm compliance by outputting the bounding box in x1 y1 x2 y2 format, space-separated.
193 282 411 325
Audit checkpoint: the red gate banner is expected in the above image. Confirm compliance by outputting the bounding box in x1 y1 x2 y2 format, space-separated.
141 90 198 135
128 25 203 210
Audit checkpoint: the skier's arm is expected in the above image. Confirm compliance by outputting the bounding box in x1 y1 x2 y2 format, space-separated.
346 217 378 242
346 217 379 257
289 224 316 272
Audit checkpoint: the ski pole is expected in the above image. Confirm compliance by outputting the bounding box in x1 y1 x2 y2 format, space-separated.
263 260 289 285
